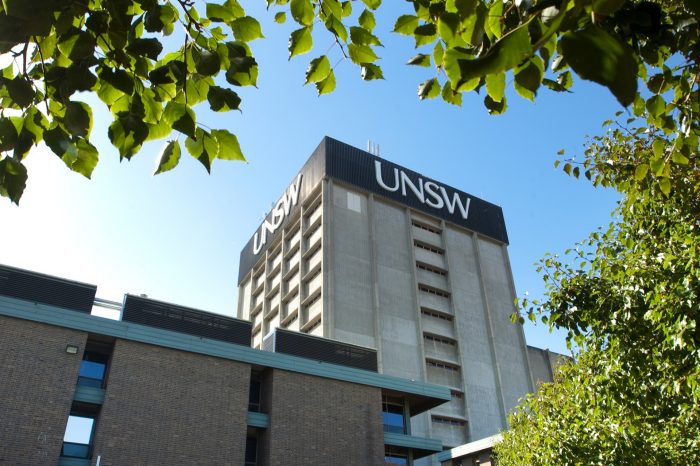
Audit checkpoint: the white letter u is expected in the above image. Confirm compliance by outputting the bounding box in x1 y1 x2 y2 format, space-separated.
375 160 399 192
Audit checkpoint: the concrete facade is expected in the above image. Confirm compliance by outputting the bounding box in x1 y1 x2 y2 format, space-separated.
236 139 537 460
527 345 570 388
0 317 86 466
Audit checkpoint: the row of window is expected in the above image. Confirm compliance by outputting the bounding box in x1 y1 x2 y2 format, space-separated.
414 240 444 255
418 285 450 299
421 308 453 321
424 334 456 346
416 262 447 276
432 415 467 427
426 360 460 372
411 220 441 235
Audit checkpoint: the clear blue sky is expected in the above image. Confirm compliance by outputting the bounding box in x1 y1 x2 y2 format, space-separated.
0 3 620 355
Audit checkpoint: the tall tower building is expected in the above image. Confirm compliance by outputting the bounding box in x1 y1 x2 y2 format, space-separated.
237 137 534 457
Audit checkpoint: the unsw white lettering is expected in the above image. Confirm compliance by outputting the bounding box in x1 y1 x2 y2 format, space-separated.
374 160 470 220
253 174 303 255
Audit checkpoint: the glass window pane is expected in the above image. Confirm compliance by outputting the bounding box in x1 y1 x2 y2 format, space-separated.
245 436 257 464
79 360 106 380
63 416 94 443
384 454 407 465
383 412 405 433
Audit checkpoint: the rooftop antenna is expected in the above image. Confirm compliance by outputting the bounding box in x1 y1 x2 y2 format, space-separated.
367 140 380 156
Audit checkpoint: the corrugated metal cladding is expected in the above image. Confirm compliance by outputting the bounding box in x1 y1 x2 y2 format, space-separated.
323 137 509 244
264 328 378 372
0 264 96 313
122 294 252 345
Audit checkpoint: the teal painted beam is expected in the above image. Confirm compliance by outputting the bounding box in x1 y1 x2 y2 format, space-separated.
0 297 451 414
246 411 269 428
73 385 105 405
384 431 442 451
384 431 443 459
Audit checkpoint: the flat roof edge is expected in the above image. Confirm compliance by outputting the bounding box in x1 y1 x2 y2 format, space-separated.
0 295 450 411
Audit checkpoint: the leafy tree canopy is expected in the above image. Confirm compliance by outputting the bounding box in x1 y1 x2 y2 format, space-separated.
489 4 699 459
495 51 699 466
0 0 697 204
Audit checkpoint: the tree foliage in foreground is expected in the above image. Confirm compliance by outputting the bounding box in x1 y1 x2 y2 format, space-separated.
0 0 698 203
494 114 699 464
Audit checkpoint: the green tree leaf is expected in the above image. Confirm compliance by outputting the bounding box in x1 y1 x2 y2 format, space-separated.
290 0 315 26
414 23 437 46
225 56 258 86
0 117 19 152
360 63 384 80
646 95 666 118
289 27 313 58
437 12 461 47
231 17 264 42
441 80 462 106
64 101 92 138
0 156 27 204
206 3 236 22
126 38 163 60
5 77 35 107
361 0 381 10
407 54 431 67
212 129 246 161
154 140 181 174
192 48 221 76
108 114 149 159
634 163 649 181
348 44 378 64
358 9 376 31
185 128 219 172
560 25 637 107
325 15 348 43
61 139 99 178
274 11 286 23
514 57 544 101
207 86 241 112
305 55 331 84
484 94 506 114
393 15 419 35
485 72 505 103
418 78 440 100
315 69 336 95
58 29 96 62
444 25 531 89
350 26 381 46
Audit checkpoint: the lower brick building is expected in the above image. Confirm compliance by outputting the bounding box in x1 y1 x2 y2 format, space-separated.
0 264 450 466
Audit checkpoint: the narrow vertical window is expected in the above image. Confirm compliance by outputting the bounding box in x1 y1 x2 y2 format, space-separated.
382 395 406 434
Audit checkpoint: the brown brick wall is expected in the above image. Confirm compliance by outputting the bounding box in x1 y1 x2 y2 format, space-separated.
92 339 250 466
0 316 87 466
262 369 384 466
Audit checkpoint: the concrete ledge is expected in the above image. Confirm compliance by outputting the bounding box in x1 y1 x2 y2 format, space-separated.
383 431 442 459
436 433 502 462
